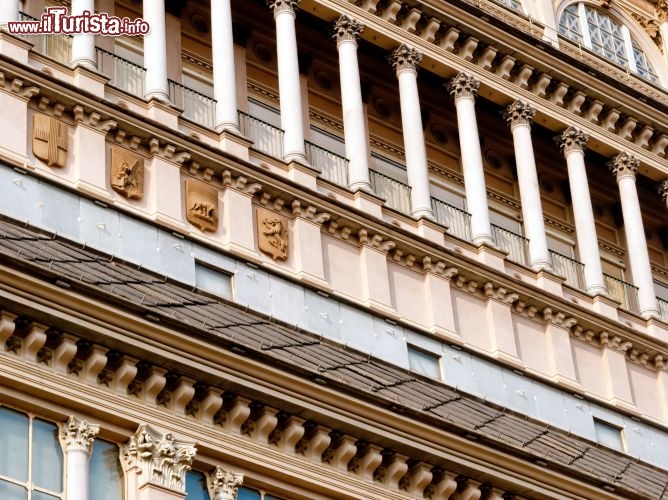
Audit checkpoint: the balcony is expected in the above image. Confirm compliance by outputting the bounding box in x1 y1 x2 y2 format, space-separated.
18 12 71 65
168 80 216 129
369 170 411 214
491 224 530 267
238 111 284 159
95 47 145 99
550 251 586 291
431 197 472 242
604 274 640 314
305 141 349 188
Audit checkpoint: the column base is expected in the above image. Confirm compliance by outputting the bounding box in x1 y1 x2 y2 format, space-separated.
71 58 97 72
283 151 308 164
411 207 434 220
215 122 241 134
144 89 170 104
348 180 372 192
530 258 552 272
640 308 660 320
586 284 608 297
287 160 319 190
352 190 384 219
473 234 495 247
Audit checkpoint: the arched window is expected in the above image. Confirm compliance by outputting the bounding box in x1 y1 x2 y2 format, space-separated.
559 4 658 83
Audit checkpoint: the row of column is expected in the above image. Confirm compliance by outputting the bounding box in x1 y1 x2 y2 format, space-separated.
61 416 243 500
1 1 661 317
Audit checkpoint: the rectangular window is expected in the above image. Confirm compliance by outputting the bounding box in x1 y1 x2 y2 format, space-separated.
407 345 442 380
185 470 209 500
593 418 624 451
89 439 123 500
195 262 234 300
0 406 63 499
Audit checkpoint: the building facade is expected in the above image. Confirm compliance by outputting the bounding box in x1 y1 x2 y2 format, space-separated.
1 0 668 498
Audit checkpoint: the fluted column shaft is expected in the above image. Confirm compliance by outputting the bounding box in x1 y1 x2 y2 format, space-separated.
392 45 432 219
334 16 371 192
0 1 19 27
610 153 659 318
559 127 606 295
143 0 168 101
211 0 239 131
505 101 550 270
270 0 306 162
71 0 96 70
449 73 492 245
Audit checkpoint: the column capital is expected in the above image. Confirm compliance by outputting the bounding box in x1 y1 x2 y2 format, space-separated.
504 100 535 128
208 466 244 500
122 424 196 492
390 44 422 75
61 416 100 454
267 0 299 16
609 152 639 181
558 126 588 155
448 73 480 101
333 15 364 45
658 179 668 206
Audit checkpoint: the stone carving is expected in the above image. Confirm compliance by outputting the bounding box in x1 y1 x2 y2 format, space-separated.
658 0 668 23
122 424 196 492
558 126 588 155
61 416 100 453
333 15 364 44
658 179 668 207
448 73 480 101
257 207 288 261
33 114 68 168
504 101 535 128
390 44 422 74
186 179 219 232
208 466 244 500
267 0 299 16
111 146 144 200
633 12 662 51
609 152 639 181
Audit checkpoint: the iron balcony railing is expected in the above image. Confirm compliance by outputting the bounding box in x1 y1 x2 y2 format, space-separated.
491 224 530 267
95 47 145 99
658 297 668 323
369 170 411 214
549 250 586 291
168 79 216 129
304 141 349 188
430 197 472 242
19 12 71 65
238 111 284 159
604 274 640 314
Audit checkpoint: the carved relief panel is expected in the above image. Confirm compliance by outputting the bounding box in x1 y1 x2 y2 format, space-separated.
257 207 288 261
110 146 144 199
32 114 68 168
186 179 218 232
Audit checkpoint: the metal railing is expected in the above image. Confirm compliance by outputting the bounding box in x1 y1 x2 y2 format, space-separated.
238 111 284 159
658 297 668 323
305 141 349 187
168 79 216 129
604 274 640 314
430 197 472 242
491 224 530 266
549 251 586 291
96 47 145 98
19 12 71 65
369 170 411 214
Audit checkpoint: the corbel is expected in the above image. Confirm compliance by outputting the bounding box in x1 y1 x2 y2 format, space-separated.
82 345 108 384
246 405 279 444
0 311 16 348
495 54 516 79
215 395 252 434
381 0 402 23
420 18 440 43
129 135 141 150
401 462 433 496
194 388 224 423
549 82 569 106
601 108 620 132
373 452 409 489
438 27 460 52
651 134 668 157
531 73 551 98
476 46 497 71
114 129 126 144
21 323 48 362
322 434 358 470
654 354 665 370
37 96 50 111
268 414 306 452
512 64 533 89
348 442 383 480
424 471 457 499
617 116 637 141
634 125 654 149
291 200 331 224
584 99 604 123
296 424 332 462
401 8 422 33
360 0 381 13
457 37 479 62
566 90 586 115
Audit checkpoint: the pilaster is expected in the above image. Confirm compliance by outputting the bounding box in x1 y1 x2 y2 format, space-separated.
290 201 330 287
541 308 581 390
483 282 522 366
73 105 116 200
357 229 396 316
422 258 459 340
148 139 189 230
599 333 636 412
0 75 38 166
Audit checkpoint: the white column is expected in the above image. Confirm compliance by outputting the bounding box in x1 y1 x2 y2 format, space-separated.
610 152 659 318
391 45 432 219
559 127 606 295
0 1 19 28
143 0 169 102
505 101 551 270
449 73 493 245
333 16 371 192
207 466 244 500
268 0 306 163
211 0 239 131
61 416 100 500
70 0 96 70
